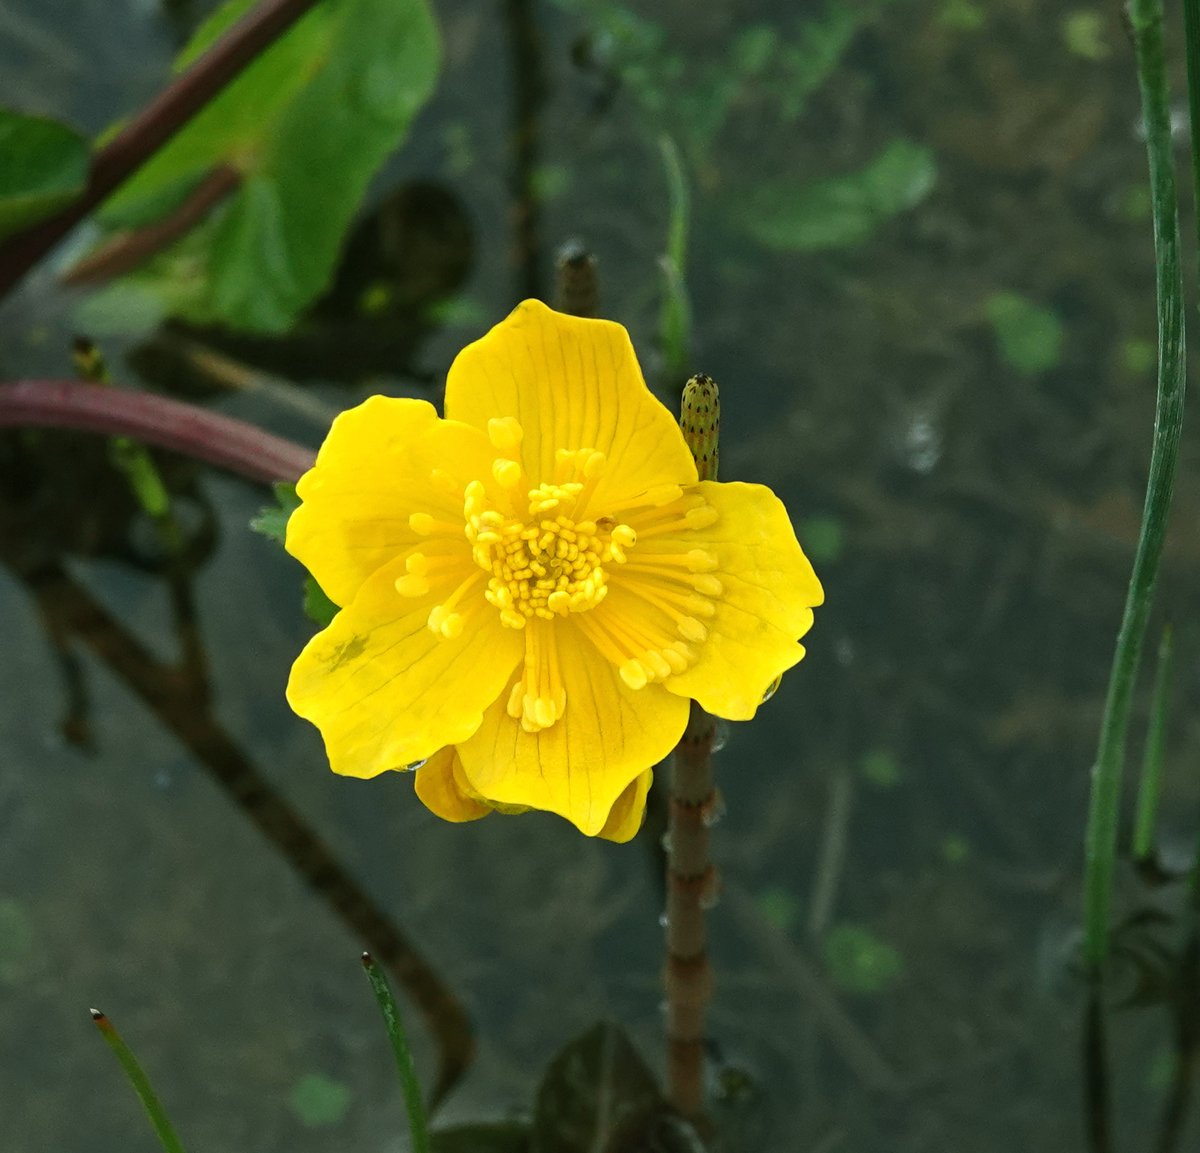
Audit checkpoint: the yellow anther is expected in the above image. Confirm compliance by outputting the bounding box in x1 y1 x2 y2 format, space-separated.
612 523 637 549
395 573 430 597
677 616 708 643
644 483 684 507
620 659 649 691
662 644 691 674
644 651 672 680
409 512 435 535
686 548 718 572
488 417 524 454
685 505 720 529
427 605 464 638
691 574 724 597
406 553 429 575
582 450 606 478
507 681 525 718
492 458 523 488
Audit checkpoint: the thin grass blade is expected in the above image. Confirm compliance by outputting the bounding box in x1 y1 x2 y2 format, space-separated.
90 1009 187 1153
1133 625 1174 863
361 952 431 1153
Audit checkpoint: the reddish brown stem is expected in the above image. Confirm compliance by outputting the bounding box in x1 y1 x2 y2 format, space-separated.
0 379 315 484
665 700 718 1120
63 164 242 286
0 0 322 298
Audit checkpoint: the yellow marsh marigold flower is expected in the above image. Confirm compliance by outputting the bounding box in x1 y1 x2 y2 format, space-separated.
285 300 823 841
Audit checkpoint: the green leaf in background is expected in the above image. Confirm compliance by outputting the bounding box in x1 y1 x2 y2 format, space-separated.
744 139 936 251
88 0 441 333
289 1072 352 1127
986 291 1064 375
822 923 904 995
250 481 300 544
0 109 89 240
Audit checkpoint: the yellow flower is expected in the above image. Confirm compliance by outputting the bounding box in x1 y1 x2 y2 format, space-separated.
285 300 823 841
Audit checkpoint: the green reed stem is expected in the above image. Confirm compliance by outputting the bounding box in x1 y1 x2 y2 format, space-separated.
1082 0 1187 972
1133 626 1174 862
361 952 430 1153
659 135 692 387
90 1009 187 1153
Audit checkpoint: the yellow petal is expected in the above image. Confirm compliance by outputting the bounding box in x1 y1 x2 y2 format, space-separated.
456 619 688 836
443 299 697 504
287 557 523 777
286 396 494 607
414 748 492 823
627 480 823 720
598 769 653 843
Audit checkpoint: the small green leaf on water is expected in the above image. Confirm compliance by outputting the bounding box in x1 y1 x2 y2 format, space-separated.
745 139 936 252
0 108 90 240
1121 338 1156 375
823 924 904 995
940 833 970 864
290 1073 352 1127
757 886 801 932
530 164 572 202
0 898 35 983
1120 185 1152 222
986 292 1063 375
1061 10 1111 60
859 748 901 788
799 515 843 563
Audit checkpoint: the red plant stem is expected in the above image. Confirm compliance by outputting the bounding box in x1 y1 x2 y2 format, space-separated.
0 0 323 298
63 164 242 286
665 701 718 1120
0 379 315 485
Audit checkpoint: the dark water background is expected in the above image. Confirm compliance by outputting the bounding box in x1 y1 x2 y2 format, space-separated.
3 0 1200 1149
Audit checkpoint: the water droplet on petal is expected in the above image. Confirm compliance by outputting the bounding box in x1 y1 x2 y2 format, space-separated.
400 759 427 772
760 676 782 703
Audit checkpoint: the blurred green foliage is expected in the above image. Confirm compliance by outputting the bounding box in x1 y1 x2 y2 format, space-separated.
744 139 936 252
86 0 440 332
251 482 339 628
289 1072 352 1127
0 109 89 240
823 923 905 995
986 291 1064 375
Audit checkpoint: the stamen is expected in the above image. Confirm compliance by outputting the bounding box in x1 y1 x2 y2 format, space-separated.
488 417 524 454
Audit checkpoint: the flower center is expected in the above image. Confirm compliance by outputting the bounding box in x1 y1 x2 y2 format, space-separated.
465 478 636 630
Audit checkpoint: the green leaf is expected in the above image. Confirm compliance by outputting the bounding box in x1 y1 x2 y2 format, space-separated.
0 109 89 240
532 1021 666 1153
744 139 936 251
822 923 904 995
91 0 442 333
289 1072 352 1127
249 481 300 544
986 291 1064 375
303 577 339 629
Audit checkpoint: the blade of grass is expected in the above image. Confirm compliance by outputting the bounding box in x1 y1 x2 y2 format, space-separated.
90 1009 187 1153
1133 625 1174 863
1082 0 1187 973
361 952 431 1153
